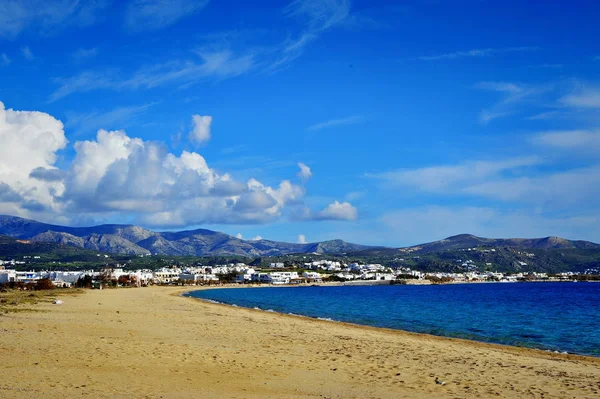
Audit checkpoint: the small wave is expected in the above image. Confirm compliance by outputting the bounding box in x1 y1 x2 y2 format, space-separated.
265 309 275 312
205 299 221 304
317 317 335 322
253 307 261 310
231 304 238 307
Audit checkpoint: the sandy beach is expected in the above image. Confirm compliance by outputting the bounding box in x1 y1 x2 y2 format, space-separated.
1 286 599 399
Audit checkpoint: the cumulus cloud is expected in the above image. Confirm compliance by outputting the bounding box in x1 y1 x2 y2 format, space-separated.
29 167 66 182
0 101 356 228
298 234 307 243
316 200 358 220
250 235 263 241
189 115 212 144
59 129 308 225
297 162 312 181
0 101 67 218
236 233 243 239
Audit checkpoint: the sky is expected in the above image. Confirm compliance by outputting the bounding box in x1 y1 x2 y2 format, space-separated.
0 0 599 247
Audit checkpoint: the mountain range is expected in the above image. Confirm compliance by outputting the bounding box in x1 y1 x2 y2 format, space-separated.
0 215 371 256
0 215 599 257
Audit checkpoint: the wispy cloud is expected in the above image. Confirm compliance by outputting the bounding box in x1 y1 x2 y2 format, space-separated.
475 81 546 123
50 0 354 100
267 0 351 72
0 0 108 39
413 46 538 61
307 115 363 131
560 85 600 108
71 47 98 61
50 71 117 102
0 53 10 66
65 103 157 136
124 0 209 33
368 157 541 193
50 49 255 102
532 130 600 152
21 46 34 60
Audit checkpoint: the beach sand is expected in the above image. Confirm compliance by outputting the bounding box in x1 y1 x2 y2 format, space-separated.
1 286 599 399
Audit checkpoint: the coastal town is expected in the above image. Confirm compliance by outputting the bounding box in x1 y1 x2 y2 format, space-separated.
0 256 594 289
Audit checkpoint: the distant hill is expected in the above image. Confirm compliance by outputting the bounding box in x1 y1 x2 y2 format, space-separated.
0 215 370 257
356 233 600 257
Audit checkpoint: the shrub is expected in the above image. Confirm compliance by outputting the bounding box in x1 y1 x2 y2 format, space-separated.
35 278 54 290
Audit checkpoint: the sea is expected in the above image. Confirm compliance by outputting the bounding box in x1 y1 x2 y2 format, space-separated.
186 282 600 357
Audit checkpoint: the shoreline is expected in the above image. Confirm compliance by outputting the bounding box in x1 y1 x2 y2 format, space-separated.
180 284 598 360
1 286 599 398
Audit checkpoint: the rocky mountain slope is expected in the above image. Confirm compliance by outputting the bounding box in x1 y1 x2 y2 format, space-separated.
0 215 370 256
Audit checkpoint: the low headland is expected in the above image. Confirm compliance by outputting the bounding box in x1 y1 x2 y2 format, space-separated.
1 285 599 399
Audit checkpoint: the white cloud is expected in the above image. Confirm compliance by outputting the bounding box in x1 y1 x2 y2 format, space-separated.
236 233 243 239
414 46 538 61
370 157 540 192
463 165 600 208
315 200 358 221
50 50 256 101
63 128 307 225
297 162 312 181
0 0 107 39
49 1 353 100
532 130 600 151
298 234 307 243
125 0 209 33
189 115 212 144
268 0 351 71
307 115 362 131
0 101 67 218
49 71 116 103
475 81 544 123
66 103 156 135
560 86 600 108
372 153 600 213
0 101 352 227
21 46 34 60
250 235 263 241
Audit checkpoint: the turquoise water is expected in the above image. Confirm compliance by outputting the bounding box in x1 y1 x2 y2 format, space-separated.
186 282 600 357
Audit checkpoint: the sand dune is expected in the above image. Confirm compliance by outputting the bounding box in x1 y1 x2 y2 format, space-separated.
1 286 599 398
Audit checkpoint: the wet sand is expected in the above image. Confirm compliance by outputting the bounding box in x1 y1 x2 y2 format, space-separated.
1 286 599 398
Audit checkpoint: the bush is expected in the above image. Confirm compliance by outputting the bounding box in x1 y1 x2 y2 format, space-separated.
35 278 54 290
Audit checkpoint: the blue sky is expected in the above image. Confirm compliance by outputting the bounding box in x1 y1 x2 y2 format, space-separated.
0 0 599 246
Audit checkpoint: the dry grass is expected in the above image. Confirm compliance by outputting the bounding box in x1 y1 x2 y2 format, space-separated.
0 288 83 314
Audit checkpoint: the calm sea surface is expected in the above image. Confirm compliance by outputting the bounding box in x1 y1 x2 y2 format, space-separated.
186 282 600 357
